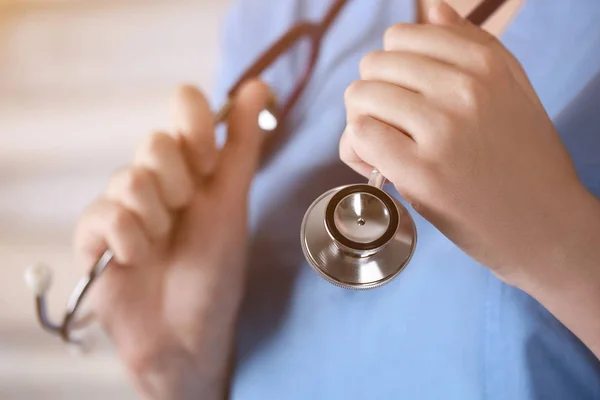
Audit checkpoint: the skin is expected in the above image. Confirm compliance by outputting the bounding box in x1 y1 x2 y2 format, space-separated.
341 3 600 356
75 80 271 399
418 0 525 36
72 2 600 398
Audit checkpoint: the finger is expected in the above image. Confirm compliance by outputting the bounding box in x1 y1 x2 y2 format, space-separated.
217 79 272 192
384 23 485 73
106 167 172 240
170 84 217 177
344 80 439 143
340 118 385 179
426 1 464 25
73 197 150 266
342 115 418 194
134 132 195 210
360 50 462 98
429 2 537 98
428 2 509 55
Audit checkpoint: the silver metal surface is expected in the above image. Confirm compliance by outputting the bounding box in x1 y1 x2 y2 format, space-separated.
301 185 417 290
332 192 390 244
368 169 386 189
65 249 113 314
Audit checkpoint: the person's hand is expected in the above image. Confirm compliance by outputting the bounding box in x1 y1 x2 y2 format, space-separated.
340 2 596 285
73 80 271 399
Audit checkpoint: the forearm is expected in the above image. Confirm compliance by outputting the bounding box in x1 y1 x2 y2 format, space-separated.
515 187 600 358
129 270 246 400
132 350 226 400
130 316 237 400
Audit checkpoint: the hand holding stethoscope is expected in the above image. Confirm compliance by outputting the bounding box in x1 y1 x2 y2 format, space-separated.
25 80 277 386
340 2 592 288
25 0 529 349
25 0 590 356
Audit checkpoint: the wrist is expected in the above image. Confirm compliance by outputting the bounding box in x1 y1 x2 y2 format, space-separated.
511 186 600 355
130 340 233 400
126 279 243 400
510 183 600 311
512 184 600 293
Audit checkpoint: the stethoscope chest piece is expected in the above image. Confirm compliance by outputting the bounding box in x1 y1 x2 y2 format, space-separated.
301 170 417 290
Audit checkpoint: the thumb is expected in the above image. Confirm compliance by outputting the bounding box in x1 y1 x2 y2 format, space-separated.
217 79 274 193
426 1 463 25
170 84 218 178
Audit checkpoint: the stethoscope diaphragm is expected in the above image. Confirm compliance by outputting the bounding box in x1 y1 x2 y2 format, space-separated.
301 170 417 289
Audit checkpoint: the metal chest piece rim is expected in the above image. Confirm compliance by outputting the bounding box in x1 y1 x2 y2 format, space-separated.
301 170 417 290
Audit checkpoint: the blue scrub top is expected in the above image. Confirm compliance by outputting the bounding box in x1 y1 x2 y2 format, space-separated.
213 0 600 398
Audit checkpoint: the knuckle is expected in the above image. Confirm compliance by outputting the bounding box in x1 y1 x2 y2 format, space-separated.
153 209 172 237
121 167 151 195
454 73 486 111
339 133 351 162
142 131 173 160
344 80 364 104
347 114 372 141
359 51 383 78
172 83 207 108
170 183 193 209
107 205 133 234
173 83 199 100
120 242 142 266
471 44 498 76
73 201 106 259
383 23 409 49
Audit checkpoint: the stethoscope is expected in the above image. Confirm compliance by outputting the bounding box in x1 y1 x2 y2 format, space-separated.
23 104 415 345
301 170 416 289
24 0 506 345
23 102 280 345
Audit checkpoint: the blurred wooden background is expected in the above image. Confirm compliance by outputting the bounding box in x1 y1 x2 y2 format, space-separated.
0 0 229 398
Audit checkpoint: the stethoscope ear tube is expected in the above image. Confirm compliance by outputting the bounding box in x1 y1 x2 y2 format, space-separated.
24 249 113 345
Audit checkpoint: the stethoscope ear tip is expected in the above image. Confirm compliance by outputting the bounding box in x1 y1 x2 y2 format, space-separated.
24 263 53 297
67 331 95 356
258 108 278 132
